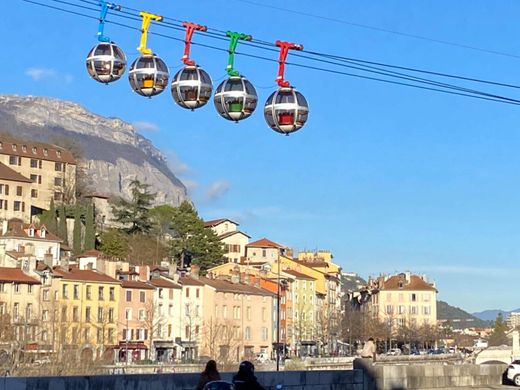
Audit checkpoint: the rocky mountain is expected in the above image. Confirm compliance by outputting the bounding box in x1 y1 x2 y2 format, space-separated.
0 95 188 206
437 300 492 329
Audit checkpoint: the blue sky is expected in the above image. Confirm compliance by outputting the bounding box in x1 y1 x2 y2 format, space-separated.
4 0 520 313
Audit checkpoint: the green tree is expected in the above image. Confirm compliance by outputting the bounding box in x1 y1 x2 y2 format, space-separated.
149 204 176 236
99 228 129 259
111 180 155 235
73 206 82 255
489 313 509 346
58 204 68 245
169 201 225 272
40 199 58 233
84 203 95 251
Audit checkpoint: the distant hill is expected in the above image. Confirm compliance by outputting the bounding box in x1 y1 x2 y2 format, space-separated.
437 300 491 329
472 308 520 321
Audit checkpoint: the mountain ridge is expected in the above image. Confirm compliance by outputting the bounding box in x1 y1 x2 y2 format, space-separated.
0 94 188 206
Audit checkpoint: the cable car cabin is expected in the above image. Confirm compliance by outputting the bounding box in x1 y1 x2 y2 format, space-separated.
214 76 258 122
264 87 309 135
128 54 169 97
86 42 127 84
171 66 213 110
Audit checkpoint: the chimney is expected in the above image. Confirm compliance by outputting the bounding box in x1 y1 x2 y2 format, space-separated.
138 265 150 282
405 271 411 284
230 266 240 284
168 262 177 278
190 264 200 279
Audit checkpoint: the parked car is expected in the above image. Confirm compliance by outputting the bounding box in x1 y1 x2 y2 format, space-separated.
474 339 488 349
255 352 270 363
507 360 520 386
387 348 402 356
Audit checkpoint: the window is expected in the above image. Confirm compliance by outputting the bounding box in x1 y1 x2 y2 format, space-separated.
86 286 92 300
423 293 431 302
126 290 132 302
61 306 67 321
262 249 267 257
245 326 251 340
54 192 62 201
43 148 48 156
185 304 190 316
4 185 8 196
97 307 103 322
42 310 49 322
222 305 227 319
30 159 38 168
262 307 266 321
98 287 104 301
31 189 38 198
30 174 38 183
108 328 114 343
109 287 115 301
26 303 33 320
55 162 62 171
233 306 240 319
13 303 19 321
186 288 189 298
385 305 393 314
158 288 163 298
84 328 90 342
28 284 33 294
62 284 68 299
261 327 268 341
410 306 418 315
196 288 200 298
73 285 79 299
16 186 22 196
9 155 17 165
42 289 49 301
140 291 145 303
108 308 114 323
14 201 21 211
411 293 417 302
73 306 79 322
246 306 251 320
125 308 132 320
398 305 405 314
54 177 62 186
22 145 27 152
423 306 431 315
139 309 145 320
85 307 91 322
32 146 36 154
0 200 5 210
97 329 102 343
56 150 61 158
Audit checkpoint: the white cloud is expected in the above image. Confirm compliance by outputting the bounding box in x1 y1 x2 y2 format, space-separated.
25 67 73 83
164 151 191 176
204 180 230 201
133 121 160 133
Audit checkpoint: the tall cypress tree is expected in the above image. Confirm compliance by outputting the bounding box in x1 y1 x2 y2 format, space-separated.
73 206 82 255
84 203 95 251
58 204 68 245
41 198 58 234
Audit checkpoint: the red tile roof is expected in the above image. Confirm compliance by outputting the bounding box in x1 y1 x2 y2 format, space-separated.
179 275 205 286
204 218 238 228
0 162 32 183
1 220 62 242
0 267 40 284
283 269 316 280
0 137 76 164
52 267 119 283
247 238 283 248
149 277 181 289
380 274 436 291
121 280 154 290
202 277 274 296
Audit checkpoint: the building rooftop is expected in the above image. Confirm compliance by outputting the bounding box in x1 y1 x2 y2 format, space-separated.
0 267 40 284
121 280 154 290
202 277 275 296
52 267 119 283
149 277 181 289
380 273 437 291
247 238 283 248
0 162 32 183
204 218 239 228
0 137 76 164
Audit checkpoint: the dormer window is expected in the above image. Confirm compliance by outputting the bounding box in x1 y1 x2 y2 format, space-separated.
12 144 17 151
40 228 46 238
56 150 61 158
32 146 37 154
22 145 27 153
0 142 3 149
43 148 48 156
398 281 404 289
28 228 35 237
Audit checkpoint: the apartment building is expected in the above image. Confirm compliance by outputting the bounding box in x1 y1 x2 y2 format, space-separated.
367 272 437 331
0 138 76 213
0 163 33 221
204 219 250 263
0 267 41 352
178 274 205 361
50 267 120 361
201 274 275 362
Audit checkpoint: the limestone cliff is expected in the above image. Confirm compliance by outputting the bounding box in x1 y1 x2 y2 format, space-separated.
0 95 188 206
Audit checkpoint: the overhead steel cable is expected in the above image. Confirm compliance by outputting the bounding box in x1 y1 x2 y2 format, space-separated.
23 0 520 106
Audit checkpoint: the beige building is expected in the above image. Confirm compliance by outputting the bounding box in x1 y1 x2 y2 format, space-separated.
204 219 250 263
367 272 437 331
178 274 205 361
0 266 41 354
200 274 274 362
0 138 77 212
0 163 33 222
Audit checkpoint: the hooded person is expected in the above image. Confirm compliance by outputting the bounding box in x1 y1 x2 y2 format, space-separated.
196 360 221 390
232 361 265 390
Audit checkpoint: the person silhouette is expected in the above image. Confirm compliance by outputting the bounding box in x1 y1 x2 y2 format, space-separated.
232 361 265 390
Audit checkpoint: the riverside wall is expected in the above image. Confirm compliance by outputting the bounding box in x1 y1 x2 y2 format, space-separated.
0 362 508 390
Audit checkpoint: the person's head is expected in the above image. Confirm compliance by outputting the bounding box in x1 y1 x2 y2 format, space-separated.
238 360 255 376
205 359 218 373
368 337 374 342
